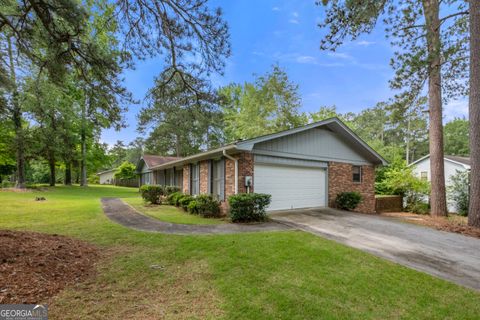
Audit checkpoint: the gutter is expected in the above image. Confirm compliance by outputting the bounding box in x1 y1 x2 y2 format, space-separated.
223 149 238 195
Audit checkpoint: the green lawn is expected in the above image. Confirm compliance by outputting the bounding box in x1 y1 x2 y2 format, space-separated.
1 185 479 319
124 197 225 225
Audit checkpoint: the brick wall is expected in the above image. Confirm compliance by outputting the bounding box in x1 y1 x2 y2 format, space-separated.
199 161 209 194
182 164 190 194
328 162 376 213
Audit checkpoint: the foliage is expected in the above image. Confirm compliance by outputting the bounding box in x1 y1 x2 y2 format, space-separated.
167 192 183 206
186 195 221 218
139 185 164 204
139 70 223 156
335 192 362 211
164 186 181 196
88 174 100 185
219 65 307 142
376 160 430 213
114 162 137 180
228 193 271 223
448 170 470 216
178 194 195 211
444 118 469 156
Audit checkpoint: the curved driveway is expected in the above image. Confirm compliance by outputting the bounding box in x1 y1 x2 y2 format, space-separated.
270 208 480 290
101 198 290 235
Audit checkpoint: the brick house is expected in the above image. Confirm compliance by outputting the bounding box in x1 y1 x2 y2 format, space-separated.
143 118 387 214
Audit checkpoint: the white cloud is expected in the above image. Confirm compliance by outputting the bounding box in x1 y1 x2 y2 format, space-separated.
356 40 376 46
292 11 299 17
444 99 469 122
289 18 299 24
327 52 353 60
272 6 280 11
296 55 317 64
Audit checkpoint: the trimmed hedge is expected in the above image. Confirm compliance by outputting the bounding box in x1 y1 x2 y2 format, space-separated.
228 193 271 222
335 192 362 210
187 195 221 217
178 194 194 211
164 185 180 196
139 185 164 204
167 191 183 206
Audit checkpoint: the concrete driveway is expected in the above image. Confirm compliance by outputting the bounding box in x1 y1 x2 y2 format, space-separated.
270 208 480 290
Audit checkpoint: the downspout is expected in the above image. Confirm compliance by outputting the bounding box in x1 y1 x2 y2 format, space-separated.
223 150 238 194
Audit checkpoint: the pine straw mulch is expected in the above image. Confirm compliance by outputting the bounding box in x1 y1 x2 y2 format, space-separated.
380 211 480 239
0 230 99 304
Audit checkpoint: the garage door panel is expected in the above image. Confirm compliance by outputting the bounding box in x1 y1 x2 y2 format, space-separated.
254 164 326 211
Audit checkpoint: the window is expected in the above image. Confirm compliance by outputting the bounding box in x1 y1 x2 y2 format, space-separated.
352 166 362 183
191 164 200 195
211 159 224 200
420 171 428 181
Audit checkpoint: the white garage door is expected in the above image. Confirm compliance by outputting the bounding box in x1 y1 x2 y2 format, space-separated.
254 164 326 211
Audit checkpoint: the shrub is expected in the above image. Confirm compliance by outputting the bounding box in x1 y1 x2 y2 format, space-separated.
114 161 137 180
178 195 194 211
447 170 470 216
406 201 430 215
167 191 182 206
164 185 181 196
139 185 164 204
335 192 362 210
228 193 271 223
1 180 14 188
187 200 199 214
194 195 221 218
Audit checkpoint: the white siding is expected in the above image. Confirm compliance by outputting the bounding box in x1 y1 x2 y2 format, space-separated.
99 171 115 184
411 157 469 212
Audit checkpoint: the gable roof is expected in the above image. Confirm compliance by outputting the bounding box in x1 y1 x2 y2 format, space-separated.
137 155 181 172
445 155 470 166
409 154 471 169
150 118 387 170
234 117 387 165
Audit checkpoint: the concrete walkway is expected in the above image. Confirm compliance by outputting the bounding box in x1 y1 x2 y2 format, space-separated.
101 198 290 235
270 208 480 291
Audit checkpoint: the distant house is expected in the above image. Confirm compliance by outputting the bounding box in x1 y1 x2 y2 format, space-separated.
136 155 181 186
410 155 471 213
97 168 117 185
146 118 386 214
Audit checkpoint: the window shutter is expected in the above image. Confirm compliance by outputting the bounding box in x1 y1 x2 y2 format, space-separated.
188 164 192 195
195 164 200 195
207 160 212 194
219 159 225 201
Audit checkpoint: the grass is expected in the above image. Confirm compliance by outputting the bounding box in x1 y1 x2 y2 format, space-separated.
1 185 480 319
124 197 225 225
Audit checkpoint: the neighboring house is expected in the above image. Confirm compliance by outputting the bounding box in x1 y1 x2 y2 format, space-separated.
97 169 117 184
410 154 471 213
137 155 181 186
149 118 387 214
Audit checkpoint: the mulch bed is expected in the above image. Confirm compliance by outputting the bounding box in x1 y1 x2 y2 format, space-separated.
0 230 98 304
380 212 480 239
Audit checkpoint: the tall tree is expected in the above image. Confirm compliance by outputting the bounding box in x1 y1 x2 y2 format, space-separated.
317 0 469 216
220 65 307 141
468 0 480 227
139 70 222 157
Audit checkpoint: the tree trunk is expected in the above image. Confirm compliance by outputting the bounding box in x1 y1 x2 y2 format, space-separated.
48 150 55 187
80 99 88 187
423 0 447 217
65 161 72 185
7 37 26 189
175 134 181 157
468 0 480 227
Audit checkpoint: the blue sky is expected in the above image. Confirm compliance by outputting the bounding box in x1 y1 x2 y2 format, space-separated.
100 0 468 146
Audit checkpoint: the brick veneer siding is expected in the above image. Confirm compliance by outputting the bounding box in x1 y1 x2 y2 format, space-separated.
220 151 254 215
328 162 376 214
199 161 209 194
182 164 190 194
